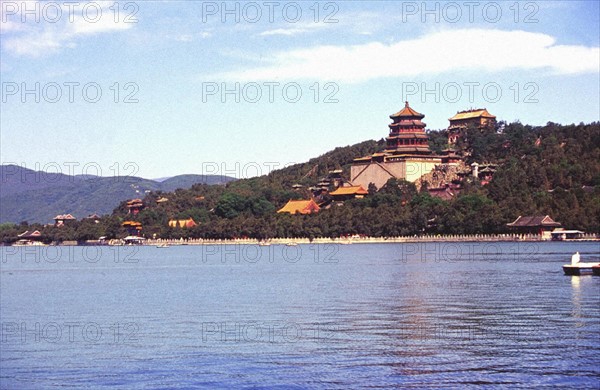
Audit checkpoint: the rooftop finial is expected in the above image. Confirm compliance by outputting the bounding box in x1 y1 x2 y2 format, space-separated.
405 101 409 107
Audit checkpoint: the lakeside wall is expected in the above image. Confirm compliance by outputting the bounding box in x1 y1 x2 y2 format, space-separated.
142 233 600 246
4 233 598 247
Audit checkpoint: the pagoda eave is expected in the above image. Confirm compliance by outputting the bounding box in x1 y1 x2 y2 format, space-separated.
387 134 429 139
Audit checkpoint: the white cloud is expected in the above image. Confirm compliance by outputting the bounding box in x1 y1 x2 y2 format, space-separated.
2 28 65 57
0 20 25 34
71 14 134 35
259 28 306 37
259 21 329 37
1 1 134 57
216 29 600 83
174 34 193 42
171 32 212 42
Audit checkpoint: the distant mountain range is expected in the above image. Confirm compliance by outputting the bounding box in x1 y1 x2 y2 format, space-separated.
0 165 235 224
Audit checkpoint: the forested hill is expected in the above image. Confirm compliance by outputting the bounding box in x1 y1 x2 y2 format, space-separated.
1 121 598 242
111 121 600 239
472 121 600 228
245 139 385 190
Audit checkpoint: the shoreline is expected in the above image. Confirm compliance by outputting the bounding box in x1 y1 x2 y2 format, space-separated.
4 235 599 247
141 235 600 246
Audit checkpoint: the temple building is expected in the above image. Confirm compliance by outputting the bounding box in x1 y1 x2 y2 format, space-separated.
84 213 101 223
507 215 561 239
448 108 496 145
351 102 442 189
327 169 344 188
54 214 76 227
277 199 320 215
122 220 143 236
16 230 43 245
168 218 197 228
127 199 144 215
471 162 497 185
330 185 368 202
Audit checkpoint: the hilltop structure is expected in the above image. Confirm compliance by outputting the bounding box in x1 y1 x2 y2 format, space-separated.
348 103 499 196
448 108 496 145
350 102 443 189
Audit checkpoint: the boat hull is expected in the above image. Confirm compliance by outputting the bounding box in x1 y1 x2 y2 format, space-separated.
563 263 600 275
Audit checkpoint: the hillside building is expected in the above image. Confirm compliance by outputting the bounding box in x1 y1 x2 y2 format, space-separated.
277 200 320 215
54 214 76 227
122 220 143 236
350 102 442 189
127 199 144 215
168 218 197 228
330 185 368 201
84 213 101 223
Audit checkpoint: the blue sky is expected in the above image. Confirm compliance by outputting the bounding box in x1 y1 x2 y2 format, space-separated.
1 1 599 179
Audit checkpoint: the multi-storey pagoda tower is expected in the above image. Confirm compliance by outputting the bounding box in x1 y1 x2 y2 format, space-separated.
350 101 442 189
385 101 430 155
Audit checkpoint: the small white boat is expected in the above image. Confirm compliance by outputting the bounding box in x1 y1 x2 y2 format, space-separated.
563 252 600 275
285 242 298 247
156 243 170 248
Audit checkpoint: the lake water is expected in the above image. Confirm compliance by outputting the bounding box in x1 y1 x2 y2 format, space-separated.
1 242 599 389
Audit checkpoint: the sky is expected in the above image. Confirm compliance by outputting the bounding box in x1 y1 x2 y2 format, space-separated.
1 0 599 179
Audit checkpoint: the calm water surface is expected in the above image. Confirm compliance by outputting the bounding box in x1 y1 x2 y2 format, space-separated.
1 242 599 389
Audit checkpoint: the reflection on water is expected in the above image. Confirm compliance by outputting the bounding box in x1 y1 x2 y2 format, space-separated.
1 242 599 389
571 275 581 317
570 275 594 339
